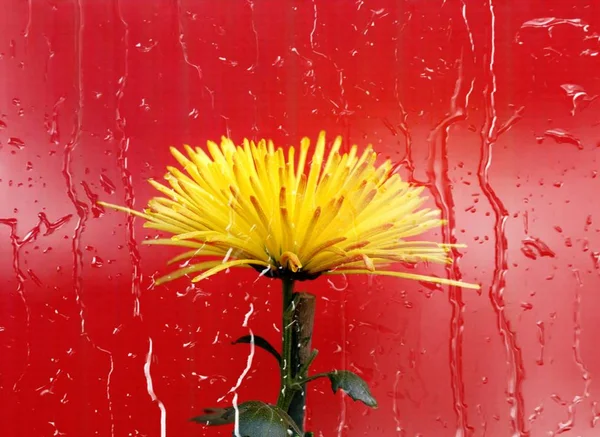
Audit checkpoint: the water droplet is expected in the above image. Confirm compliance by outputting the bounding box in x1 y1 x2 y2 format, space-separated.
560 84 597 115
272 56 284 67
188 108 199 119
27 269 43 287
518 17 589 39
542 129 583 150
0 120 6 129
521 237 555 259
139 99 151 112
327 274 348 291
591 252 600 269
218 57 238 67
99 174 116 194
8 137 25 149
91 256 104 268
135 39 158 53
580 48 599 57
418 280 442 291
26 161 33 170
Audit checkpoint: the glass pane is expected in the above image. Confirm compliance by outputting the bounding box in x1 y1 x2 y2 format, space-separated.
1 1 599 436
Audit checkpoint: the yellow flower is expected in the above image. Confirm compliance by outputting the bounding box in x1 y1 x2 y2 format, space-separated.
99 131 479 290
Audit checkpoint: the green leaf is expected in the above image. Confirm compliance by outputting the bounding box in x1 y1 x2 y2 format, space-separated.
232 335 282 364
236 401 302 437
191 401 302 437
191 407 236 426
327 370 378 408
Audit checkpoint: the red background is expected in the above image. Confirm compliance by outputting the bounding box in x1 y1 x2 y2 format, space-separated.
1 1 600 436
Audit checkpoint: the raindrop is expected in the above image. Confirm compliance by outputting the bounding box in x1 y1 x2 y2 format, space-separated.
27 269 43 287
135 39 158 53
591 252 600 269
99 174 116 194
542 129 583 149
560 84 597 115
517 17 589 40
26 161 33 170
521 237 555 260
91 256 104 268
521 244 536 259
272 56 284 67
419 280 442 291
327 274 348 291
0 120 6 129
381 118 398 136
8 137 25 149
81 181 104 218
581 48 599 57
139 99 151 112
218 57 238 67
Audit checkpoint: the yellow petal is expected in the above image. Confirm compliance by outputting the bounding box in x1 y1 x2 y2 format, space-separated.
325 269 480 290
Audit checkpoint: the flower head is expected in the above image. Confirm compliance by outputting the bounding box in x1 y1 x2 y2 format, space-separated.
100 132 478 289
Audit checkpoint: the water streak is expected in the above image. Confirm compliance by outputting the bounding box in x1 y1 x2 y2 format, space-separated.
392 370 405 435
144 338 167 437
424 3 479 429
176 0 202 80
0 218 31 391
392 31 414 182
24 0 32 38
551 271 591 435
337 294 347 437
478 2 528 435
246 1 259 72
535 321 544 366
1 212 73 391
307 1 348 119
115 0 142 317
426 52 474 437
61 3 116 435
226 303 255 437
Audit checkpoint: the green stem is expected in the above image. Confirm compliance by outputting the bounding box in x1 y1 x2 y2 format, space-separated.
297 349 318 378
293 372 330 388
276 278 296 410
276 279 317 436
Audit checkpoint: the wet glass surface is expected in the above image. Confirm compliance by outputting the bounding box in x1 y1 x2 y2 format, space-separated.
1 1 600 436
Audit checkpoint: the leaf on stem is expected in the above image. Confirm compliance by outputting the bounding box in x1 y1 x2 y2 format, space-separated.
232 335 282 364
327 370 378 408
191 406 236 426
191 401 302 437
